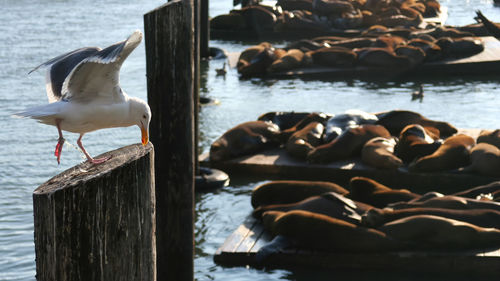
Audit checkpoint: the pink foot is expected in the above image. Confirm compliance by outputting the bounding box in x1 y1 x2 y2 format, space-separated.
54 137 65 164
88 155 112 165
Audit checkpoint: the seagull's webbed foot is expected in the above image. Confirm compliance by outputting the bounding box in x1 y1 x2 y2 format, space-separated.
54 137 65 164
77 134 111 165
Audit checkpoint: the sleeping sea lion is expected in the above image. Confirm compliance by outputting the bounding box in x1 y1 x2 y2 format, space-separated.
363 207 500 229
348 176 420 208
477 129 500 149
461 143 500 177
253 192 372 225
355 47 413 68
409 134 475 172
452 181 500 199
307 124 391 164
394 45 426 65
394 124 441 163
251 180 349 208
388 194 500 212
323 109 378 143
267 48 306 73
375 109 458 137
312 0 355 15
285 121 325 160
309 47 357 67
378 214 500 251
264 210 406 252
279 112 330 142
258 111 312 131
209 121 281 162
361 137 403 169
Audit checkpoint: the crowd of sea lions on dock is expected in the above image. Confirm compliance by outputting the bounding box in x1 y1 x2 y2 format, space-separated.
236 26 486 77
209 109 500 177
251 177 500 256
211 0 442 33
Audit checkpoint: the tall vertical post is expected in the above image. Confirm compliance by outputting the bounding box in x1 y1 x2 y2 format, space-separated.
200 0 210 58
144 1 195 280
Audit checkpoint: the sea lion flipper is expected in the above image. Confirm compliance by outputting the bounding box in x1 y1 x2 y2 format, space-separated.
255 235 294 263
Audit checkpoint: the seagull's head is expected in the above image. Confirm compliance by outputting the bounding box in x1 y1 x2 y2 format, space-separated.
130 97 151 146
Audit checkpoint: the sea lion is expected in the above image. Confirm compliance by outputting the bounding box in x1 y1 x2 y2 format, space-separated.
452 181 500 199
377 13 422 28
422 0 440 17
409 134 475 173
355 47 412 68
394 45 426 65
237 42 273 69
253 192 372 225
378 214 500 251
279 112 331 142
258 111 312 131
436 37 484 60
475 10 500 39
309 46 357 67
322 37 376 49
375 109 458 137
277 0 313 11
285 121 325 160
461 143 500 177
348 176 420 208
210 13 247 30
406 38 441 61
394 124 441 163
361 137 403 169
312 0 355 16
363 207 500 229
238 47 277 78
264 210 406 252
240 5 277 32
209 121 281 162
477 129 500 149
251 180 349 208
388 194 500 212
372 34 406 49
267 48 306 73
323 109 378 143
307 124 391 164
285 39 328 52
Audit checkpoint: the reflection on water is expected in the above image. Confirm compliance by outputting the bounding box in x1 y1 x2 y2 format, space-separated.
2 0 500 280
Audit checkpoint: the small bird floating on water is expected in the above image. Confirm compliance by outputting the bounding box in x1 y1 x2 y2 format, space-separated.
15 30 151 164
216 62 227 76
411 84 424 101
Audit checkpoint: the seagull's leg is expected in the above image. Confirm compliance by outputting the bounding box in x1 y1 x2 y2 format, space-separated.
55 119 65 164
77 134 110 164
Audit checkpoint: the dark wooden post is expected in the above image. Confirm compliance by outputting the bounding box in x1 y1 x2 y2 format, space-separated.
144 1 195 280
33 143 156 281
200 0 210 58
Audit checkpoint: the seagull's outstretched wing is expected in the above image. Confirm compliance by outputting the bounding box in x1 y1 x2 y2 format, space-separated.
31 30 143 104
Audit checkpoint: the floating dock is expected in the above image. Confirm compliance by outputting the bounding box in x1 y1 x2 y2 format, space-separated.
201 129 500 194
214 215 500 275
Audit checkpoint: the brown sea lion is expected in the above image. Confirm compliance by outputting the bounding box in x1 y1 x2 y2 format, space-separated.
361 137 403 169
461 143 500 177
372 34 406 49
267 49 305 73
363 207 500 229
253 192 372 225
394 45 426 65
285 121 325 160
394 124 441 163
264 210 406 252
312 0 355 15
285 39 329 52
251 180 349 208
375 109 458 137
307 124 391 164
475 10 500 39
309 46 357 67
377 13 422 28
240 5 277 32
279 112 330 142
378 215 500 251
452 181 500 199
355 47 412 68
324 37 376 49
210 13 247 30
238 47 276 78
323 109 378 143
423 0 440 17
477 129 500 149
209 121 281 162
407 38 441 61
409 134 475 173
348 177 420 208
277 0 313 11
428 26 474 39
237 42 273 69
388 194 500 212
436 37 484 60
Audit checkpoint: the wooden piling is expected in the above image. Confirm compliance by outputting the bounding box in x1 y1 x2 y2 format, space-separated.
33 143 156 281
144 1 195 280
200 0 209 58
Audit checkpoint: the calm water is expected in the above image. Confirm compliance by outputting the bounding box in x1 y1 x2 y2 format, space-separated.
1 0 500 280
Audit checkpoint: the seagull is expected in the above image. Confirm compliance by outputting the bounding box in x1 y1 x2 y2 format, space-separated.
215 62 227 76
411 84 424 101
15 30 151 164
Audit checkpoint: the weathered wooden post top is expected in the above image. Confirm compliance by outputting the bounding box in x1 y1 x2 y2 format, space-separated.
33 143 156 281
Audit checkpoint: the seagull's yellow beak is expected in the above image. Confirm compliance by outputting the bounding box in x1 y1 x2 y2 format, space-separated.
141 125 149 146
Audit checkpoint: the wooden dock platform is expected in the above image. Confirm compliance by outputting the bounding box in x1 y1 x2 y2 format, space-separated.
201 129 500 194
214 215 500 275
266 36 500 80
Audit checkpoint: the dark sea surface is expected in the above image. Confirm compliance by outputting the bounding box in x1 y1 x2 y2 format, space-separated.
1 0 500 280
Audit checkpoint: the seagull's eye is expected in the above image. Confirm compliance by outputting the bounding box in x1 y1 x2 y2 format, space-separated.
142 114 147 119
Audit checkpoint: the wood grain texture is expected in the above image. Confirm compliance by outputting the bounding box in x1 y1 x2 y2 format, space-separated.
33 143 156 281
